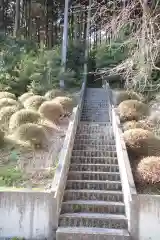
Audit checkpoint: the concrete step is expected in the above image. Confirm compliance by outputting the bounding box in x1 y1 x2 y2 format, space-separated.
82 105 109 109
66 180 122 190
75 134 114 141
69 164 119 172
83 99 108 101
82 107 109 111
80 110 109 114
84 92 108 96
83 98 108 101
77 122 110 128
73 144 116 151
68 171 120 181
82 106 109 109
82 101 108 104
71 156 118 165
74 138 115 145
85 88 107 92
81 110 109 114
63 190 123 202
72 150 117 158
56 227 130 240
61 200 125 214
81 109 109 113
80 117 110 122
83 100 108 103
84 95 108 99
76 128 111 135
59 213 128 229
83 101 109 105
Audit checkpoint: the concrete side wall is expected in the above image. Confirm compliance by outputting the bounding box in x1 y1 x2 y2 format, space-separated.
0 191 54 239
51 79 86 233
51 106 80 232
131 194 160 240
111 107 137 232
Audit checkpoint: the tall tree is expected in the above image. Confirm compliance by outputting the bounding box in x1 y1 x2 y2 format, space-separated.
0 0 4 32
14 0 21 37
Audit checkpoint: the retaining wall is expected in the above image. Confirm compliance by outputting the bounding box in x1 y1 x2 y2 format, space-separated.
111 106 137 233
0 79 86 239
104 84 160 240
131 194 160 240
111 101 160 240
0 189 54 239
0 106 81 240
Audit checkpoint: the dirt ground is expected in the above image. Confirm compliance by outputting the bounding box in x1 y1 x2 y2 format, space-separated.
0 116 71 189
0 89 81 189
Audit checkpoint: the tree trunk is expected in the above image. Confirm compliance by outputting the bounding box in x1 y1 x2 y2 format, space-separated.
14 0 21 37
0 0 4 32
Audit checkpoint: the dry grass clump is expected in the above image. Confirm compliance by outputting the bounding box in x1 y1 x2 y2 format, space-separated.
52 96 73 114
129 91 144 102
135 156 160 186
114 90 130 105
123 128 160 157
23 95 46 110
123 121 141 131
147 112 160 125
0 91 16 100
39 101 64 125
0 106 20 132
115 90 144 105
13 123 48 149
0 98 20 110
45 89 65 100
9 109 41 132
118 100 149 122
18 92 34 103
123 120 154 131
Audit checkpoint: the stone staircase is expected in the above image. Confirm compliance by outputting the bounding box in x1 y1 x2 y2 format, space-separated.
56 88 130 240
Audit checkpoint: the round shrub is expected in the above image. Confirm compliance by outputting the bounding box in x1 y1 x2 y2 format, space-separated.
118 100 149 122
147 111 160 125
123 121 141 131
9 109 41 132
39 101 64 125
138 119 155 130
115 90 144 105
123 128 160 157
52 96 73 113
45 89 65 100
135 156 160 185
23 95 46 110
67 91 80 106
0 106 20 132
0 91 16 100
0 98 20 110
14 123 47 148
18 92 34 103
123 120 154 131
129 91 144 102
114 90 130 105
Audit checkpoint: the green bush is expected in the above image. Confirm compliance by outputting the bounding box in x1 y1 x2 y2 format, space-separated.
66 41 86 79
95 40 128 69
0 35 83 96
